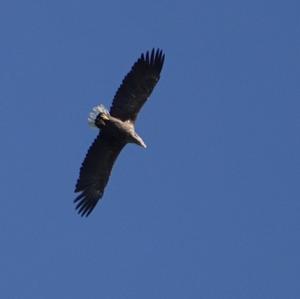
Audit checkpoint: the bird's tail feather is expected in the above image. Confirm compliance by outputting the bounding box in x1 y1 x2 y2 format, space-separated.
88 104 109 127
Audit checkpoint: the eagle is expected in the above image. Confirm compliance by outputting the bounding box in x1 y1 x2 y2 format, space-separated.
74 49 165 217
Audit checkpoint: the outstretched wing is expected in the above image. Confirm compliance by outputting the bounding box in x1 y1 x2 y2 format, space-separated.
110 48 165 122
74 132 125 217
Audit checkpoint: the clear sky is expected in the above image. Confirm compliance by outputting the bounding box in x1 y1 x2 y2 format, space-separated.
1 0 299 298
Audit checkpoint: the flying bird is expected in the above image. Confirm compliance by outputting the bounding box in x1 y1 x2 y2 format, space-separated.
74 49 165 217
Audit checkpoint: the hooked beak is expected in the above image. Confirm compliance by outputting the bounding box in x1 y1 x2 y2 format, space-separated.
139 139 147 149
135 134 147 148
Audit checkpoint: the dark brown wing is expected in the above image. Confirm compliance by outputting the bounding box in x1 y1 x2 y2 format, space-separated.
109 48 165 122
74 132 125 217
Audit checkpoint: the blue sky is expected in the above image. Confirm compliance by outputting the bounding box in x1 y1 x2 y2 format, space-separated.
1 0 299 298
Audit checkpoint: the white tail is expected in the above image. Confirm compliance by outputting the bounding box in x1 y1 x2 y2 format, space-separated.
88 104 109 127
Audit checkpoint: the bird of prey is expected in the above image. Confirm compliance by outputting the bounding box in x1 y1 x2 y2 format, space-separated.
74 49 165 217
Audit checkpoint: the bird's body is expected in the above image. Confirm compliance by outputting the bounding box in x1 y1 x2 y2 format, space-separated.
74 49 165 217
91 106 147 147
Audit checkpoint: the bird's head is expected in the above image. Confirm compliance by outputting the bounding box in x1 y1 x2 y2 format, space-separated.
133 132 147 149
